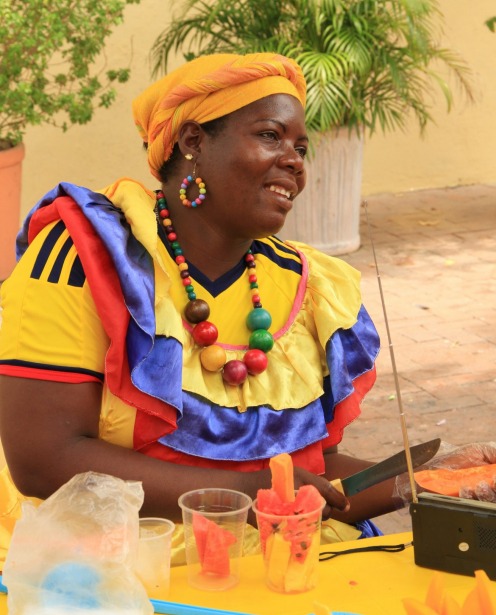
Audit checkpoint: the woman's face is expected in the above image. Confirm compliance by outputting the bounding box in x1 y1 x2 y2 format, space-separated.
196 93 308 240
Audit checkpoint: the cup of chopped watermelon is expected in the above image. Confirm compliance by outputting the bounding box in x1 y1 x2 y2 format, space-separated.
178 488 252 591
253 485 325 594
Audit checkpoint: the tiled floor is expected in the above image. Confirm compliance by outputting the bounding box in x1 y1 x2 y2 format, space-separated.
337 183 496 533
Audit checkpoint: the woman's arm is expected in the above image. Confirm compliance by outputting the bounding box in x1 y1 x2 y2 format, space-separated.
322 440 496 523
0 376 270 521
0 376 350 521
322 446 399 524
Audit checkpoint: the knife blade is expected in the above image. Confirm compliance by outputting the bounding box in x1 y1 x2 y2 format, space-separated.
330 438 441 496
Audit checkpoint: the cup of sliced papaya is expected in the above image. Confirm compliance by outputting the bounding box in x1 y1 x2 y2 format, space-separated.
253 485 325 594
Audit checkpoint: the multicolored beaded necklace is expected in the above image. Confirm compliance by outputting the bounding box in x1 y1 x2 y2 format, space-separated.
155 189 274 386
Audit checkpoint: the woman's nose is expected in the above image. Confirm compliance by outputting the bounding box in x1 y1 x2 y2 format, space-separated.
279 148 305 176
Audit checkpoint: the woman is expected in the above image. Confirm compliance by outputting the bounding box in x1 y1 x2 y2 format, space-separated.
0 53 493 565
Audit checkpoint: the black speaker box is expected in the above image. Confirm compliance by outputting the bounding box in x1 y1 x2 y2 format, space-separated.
410 493 496 580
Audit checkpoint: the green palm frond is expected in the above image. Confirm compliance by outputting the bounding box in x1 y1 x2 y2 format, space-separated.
150 0 474 136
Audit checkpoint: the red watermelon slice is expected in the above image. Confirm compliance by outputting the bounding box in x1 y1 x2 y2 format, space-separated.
192 513 237 577
293 484 325 515
192 513 209 563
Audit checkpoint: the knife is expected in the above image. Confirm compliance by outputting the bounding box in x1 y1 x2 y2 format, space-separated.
330 438 441 496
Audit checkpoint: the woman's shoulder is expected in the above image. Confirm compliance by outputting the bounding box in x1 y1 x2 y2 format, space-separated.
259 237 362 311
256 235 359 275
265 238 363 343
280 238 360 278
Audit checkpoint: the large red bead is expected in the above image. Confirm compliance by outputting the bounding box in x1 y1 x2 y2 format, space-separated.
192 321 218 346
243 349 268 375
222 360 248 385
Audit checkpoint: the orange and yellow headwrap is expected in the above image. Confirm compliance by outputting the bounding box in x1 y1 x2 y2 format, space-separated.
132 53 307 180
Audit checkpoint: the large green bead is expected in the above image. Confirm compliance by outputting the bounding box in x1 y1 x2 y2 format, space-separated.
249 329 274 352
246 308 272 331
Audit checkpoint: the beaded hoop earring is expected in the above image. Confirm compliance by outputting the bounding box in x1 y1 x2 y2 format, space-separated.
179 158 207 208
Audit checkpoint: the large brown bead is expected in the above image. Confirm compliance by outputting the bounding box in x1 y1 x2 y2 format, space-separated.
184 299 210 323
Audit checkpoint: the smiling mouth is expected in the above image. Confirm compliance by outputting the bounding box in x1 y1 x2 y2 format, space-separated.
268 185 294 200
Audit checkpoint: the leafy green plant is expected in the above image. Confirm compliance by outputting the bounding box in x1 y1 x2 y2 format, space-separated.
151 0 473 136
0 0 140 150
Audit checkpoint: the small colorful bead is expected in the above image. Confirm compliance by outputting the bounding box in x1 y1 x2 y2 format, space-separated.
179 176 206 207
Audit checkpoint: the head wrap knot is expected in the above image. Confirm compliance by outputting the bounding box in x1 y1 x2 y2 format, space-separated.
132 53 307 180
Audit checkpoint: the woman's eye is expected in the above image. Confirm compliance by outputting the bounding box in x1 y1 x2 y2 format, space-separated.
296 146 307 159
260 131 278 140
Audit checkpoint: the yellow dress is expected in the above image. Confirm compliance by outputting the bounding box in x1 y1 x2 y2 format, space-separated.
0 179 380 566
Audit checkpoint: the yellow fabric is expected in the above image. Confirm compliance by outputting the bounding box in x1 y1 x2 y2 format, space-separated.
0 178 365 567
177 240 361 412
0 222 109 376
132 53 307 179
100 179 362 413
0 177 362 437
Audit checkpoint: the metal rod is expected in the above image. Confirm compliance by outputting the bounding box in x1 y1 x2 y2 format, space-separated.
362 201 418 504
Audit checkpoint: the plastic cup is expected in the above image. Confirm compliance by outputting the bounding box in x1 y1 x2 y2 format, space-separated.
178 488 252 591
135 517 175 600
252 494 325 594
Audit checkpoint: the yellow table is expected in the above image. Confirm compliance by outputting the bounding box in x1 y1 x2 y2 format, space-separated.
1 532 494 614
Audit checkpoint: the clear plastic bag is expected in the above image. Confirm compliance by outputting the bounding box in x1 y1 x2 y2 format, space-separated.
393 441 496 506
3 471 153 614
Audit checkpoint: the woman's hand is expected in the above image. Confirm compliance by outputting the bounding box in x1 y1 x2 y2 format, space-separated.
293 466 350 519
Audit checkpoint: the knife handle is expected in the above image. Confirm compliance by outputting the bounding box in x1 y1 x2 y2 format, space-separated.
329 478 345 495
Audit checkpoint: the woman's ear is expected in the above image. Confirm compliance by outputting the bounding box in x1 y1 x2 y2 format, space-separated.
177 121 204 157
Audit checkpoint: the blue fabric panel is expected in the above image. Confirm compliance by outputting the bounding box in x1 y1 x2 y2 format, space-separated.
323 305 380 424
356 519 384 539
17 183 184 416
159 394 329 461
